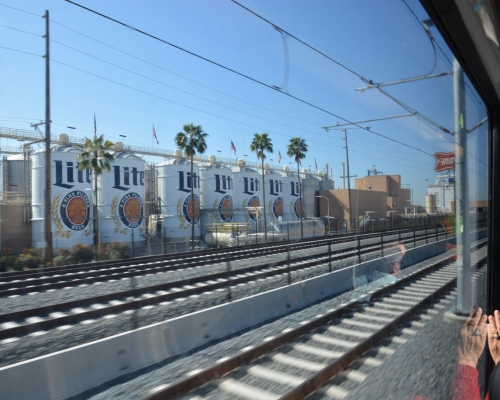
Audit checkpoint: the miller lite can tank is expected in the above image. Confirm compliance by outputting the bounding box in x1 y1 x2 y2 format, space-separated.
157 154 201 242
97 151 146 244
264 165 284 223
32 145 94 250
199 156 234 231
282 167 301 222
231 160 261 230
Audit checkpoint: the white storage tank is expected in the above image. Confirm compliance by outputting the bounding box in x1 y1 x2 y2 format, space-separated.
158 151 201 242
263 163 284 222
32 145 93 250
199 155 233 228
231 159 261 230
7 151 31 194
282 166 301 221
97 151 146 243
426 194 437 214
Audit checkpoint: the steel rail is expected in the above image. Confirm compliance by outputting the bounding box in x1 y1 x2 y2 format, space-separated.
0 233 475 341
142 248 486 400
0 227 450 296
0 224 450 281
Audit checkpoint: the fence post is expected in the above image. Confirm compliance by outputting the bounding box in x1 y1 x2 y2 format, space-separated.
329 241 332 273
287 244 291 284
163 228 166 255
425 225 428 244
413 227 416 248
226 259 232 301
131 230 135 258
435 224 438 242
287 223 290 241
381 232 384 257
357 236 361 264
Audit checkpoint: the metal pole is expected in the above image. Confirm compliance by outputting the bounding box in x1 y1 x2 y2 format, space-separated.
342 162 346 189
357 236 361 264
380 232 384 256
43 11 53 265
454 59 472 313
344 130 353 232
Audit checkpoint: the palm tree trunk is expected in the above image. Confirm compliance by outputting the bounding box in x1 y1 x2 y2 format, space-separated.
93 154 99 257
190 152 195 250
261 157 267 243
298 161 303 239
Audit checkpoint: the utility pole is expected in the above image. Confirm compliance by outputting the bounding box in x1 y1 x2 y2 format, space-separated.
341 162 345 189
43 10 52 266
343 129 353 230
454 58 472 314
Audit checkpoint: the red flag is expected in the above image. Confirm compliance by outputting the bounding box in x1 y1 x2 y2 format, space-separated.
153 125 159 145
278 151 282 163
94 113 97 139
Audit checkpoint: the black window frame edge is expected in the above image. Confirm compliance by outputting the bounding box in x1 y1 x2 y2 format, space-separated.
420 0 500 392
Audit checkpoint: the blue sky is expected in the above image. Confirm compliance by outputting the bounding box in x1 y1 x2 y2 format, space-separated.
0 0 489 205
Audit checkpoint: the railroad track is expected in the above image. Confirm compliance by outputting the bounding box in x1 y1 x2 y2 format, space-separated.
0 226 449 296
0 228 455 341
142 247 487 400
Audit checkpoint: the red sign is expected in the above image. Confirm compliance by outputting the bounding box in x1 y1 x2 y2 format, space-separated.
434 151 455 172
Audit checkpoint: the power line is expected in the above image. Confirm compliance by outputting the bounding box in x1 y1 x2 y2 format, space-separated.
400 0 486 109
48 20 322 129
50 38 328 139
64 0 437 158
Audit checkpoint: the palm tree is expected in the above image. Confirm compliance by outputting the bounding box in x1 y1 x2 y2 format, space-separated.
250 133 273 242
77 134 114 250
287 137 308 239
175 123 209 249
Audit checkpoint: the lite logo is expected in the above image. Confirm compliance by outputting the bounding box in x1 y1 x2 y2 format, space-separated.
54 160 91 189
290 181 300 197
214 174 232 194
269 179 283 196
113 166 145 191
243 177 260 195
178 171 199 193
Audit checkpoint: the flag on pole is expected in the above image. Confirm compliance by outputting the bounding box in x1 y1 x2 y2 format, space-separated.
230 140 237 156
153 125 159 145
94 113 97 139
278 151 282 163
314 158 318 170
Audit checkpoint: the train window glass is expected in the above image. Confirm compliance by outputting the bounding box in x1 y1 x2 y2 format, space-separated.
0 0 490 399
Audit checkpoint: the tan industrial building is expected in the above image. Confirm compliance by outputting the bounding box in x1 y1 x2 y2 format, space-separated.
317 171 411 221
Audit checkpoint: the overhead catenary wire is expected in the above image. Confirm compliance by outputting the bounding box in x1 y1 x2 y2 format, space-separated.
400 0 485 110
0 3 487 177
0 45 487 177
63 0 438 158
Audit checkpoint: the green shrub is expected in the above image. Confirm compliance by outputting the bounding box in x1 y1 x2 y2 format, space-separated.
15 248 42 270
98 242 130 260
0 255 16 273
71 244 95 264
53 249 73 266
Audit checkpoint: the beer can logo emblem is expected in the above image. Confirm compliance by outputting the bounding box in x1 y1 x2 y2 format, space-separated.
218 195 233 223
293 198 302 219
272 197 283 218
183 194 200 225
60 190 90 230
246 196 260 221
119 192 144 228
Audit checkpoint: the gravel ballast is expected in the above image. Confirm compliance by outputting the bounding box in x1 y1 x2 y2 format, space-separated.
67 244 478 400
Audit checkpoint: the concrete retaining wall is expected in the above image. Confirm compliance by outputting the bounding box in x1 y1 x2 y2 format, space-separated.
0 232 484 400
